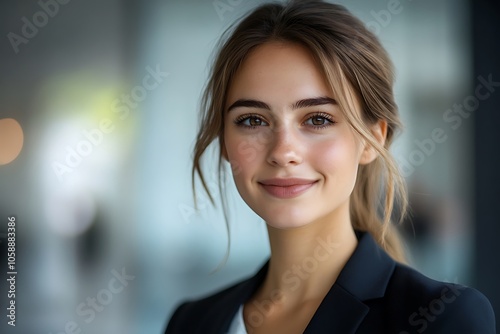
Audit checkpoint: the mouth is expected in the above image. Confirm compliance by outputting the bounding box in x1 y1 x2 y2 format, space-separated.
258 178 318 199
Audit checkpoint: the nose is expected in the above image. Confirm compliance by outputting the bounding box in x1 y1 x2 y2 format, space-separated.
266 126 303 167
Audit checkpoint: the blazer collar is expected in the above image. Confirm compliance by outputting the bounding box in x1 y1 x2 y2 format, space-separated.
336 230 396 300
205 262 269 333
209 231 396 334
303 231 396 333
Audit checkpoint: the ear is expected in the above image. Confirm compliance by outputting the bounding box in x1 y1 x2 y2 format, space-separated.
359 120 387 165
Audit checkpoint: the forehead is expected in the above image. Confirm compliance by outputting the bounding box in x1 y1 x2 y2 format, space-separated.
226 42 333 108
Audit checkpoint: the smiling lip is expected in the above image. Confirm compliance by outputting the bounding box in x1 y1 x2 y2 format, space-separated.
258 178 317 199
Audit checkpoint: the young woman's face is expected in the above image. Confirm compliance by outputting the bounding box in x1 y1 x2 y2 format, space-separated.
224 42 371 229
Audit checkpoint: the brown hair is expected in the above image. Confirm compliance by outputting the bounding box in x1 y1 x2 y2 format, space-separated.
192 0 408 262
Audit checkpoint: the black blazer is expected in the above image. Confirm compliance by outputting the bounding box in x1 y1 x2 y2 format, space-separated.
165 232 496 333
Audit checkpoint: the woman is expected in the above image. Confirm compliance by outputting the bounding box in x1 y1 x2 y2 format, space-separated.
165 1 495 333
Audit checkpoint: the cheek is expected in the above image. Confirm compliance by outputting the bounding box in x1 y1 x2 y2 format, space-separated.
312 134 361 178
224 131 267 178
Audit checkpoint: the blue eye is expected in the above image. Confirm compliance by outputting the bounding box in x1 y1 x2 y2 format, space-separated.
235 115 269 128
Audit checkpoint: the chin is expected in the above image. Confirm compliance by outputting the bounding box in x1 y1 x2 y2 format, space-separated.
257 209 315 230
264 221 311 230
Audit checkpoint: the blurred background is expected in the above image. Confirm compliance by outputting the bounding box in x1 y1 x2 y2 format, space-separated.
0 0 499 333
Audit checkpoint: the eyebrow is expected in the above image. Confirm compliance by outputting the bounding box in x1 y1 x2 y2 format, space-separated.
226 96 337 113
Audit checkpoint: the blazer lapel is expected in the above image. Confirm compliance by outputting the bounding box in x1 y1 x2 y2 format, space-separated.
304 232 396 333
304 284 369 333
202 261 269 334
203 232 395 334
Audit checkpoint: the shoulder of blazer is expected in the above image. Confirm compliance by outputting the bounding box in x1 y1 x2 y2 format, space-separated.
164 232 496 334
383 262 496 333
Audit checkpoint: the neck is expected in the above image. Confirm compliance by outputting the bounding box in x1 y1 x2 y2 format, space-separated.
258 202 358 307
